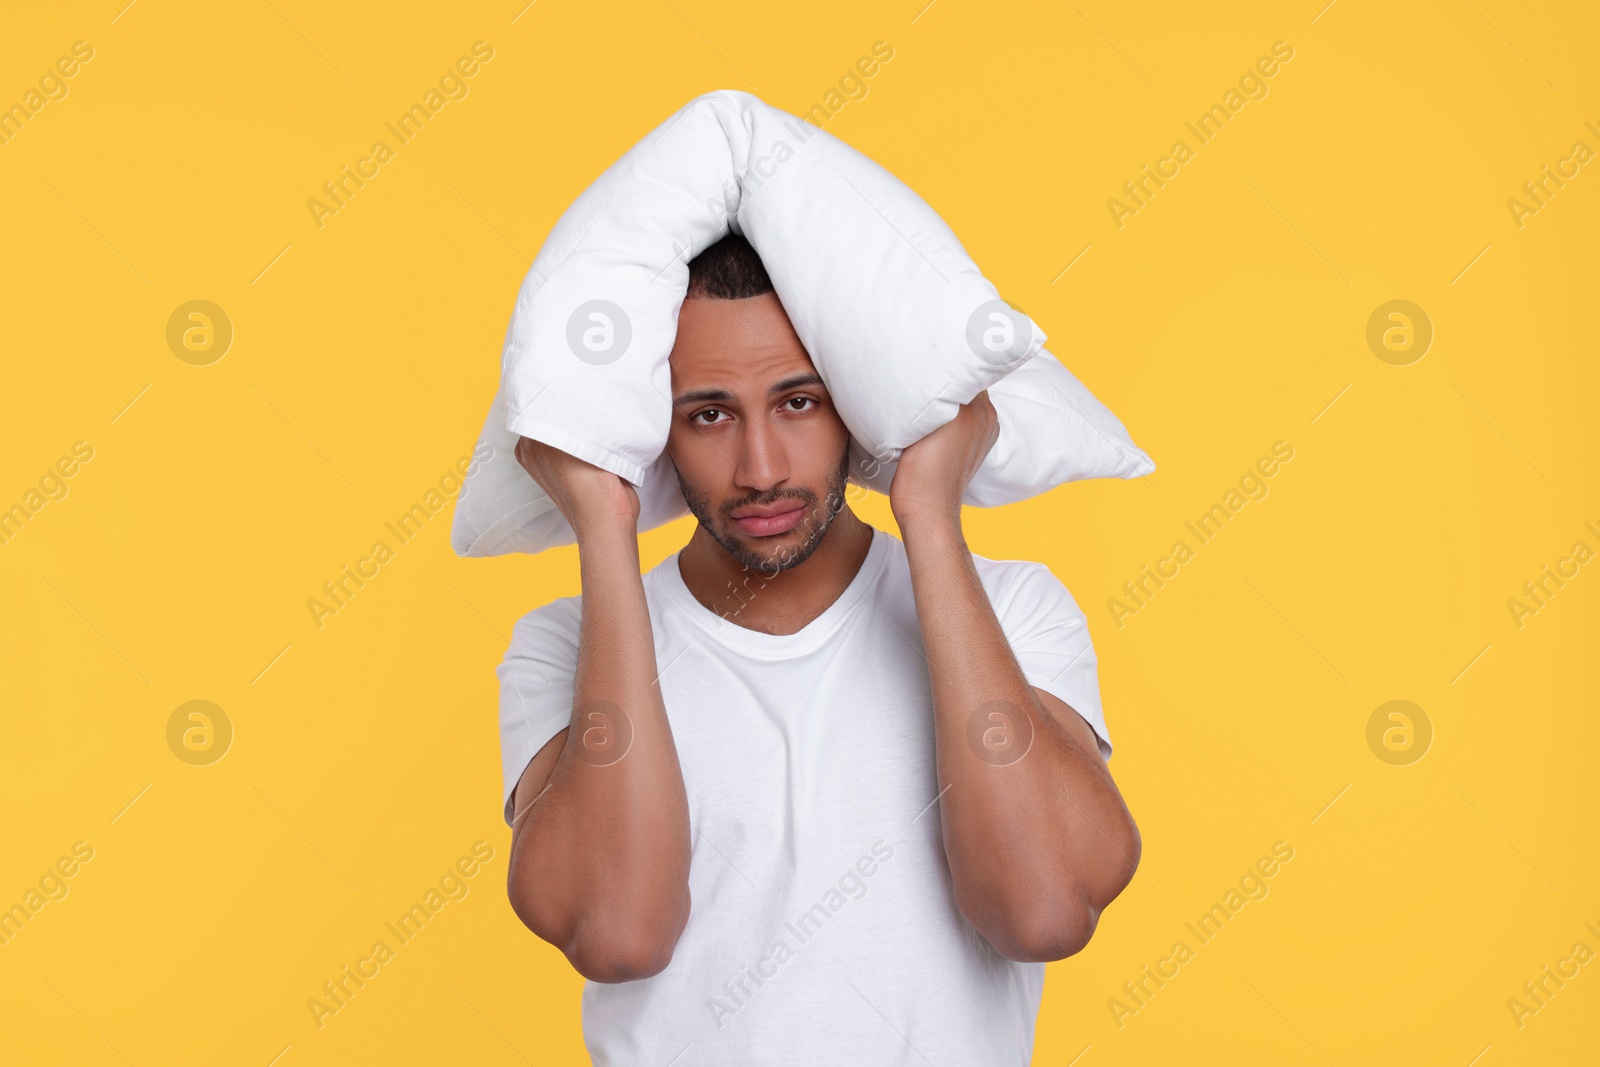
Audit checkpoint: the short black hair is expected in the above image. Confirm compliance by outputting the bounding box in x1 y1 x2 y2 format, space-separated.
685 232 774 299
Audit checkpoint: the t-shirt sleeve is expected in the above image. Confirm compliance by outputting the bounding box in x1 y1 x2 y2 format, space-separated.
993 561 1113 761
496 600 580 826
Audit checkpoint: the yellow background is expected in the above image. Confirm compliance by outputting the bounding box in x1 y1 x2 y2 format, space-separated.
2 0 1596 1063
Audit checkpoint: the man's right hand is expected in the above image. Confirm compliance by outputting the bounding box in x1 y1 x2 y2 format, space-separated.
514 435 641 536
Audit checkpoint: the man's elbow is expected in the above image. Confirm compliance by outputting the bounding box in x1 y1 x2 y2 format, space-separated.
564 931 680 984
984 899 1101 963
508 876 689 984
978 829 1142 963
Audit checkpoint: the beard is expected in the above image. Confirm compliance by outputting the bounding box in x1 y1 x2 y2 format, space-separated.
674 441 852 575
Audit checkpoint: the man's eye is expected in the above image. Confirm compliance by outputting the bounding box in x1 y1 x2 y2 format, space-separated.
785 397 816 412
692 409 726 425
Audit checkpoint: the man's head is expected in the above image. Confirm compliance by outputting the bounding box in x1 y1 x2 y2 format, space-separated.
667 234 852 575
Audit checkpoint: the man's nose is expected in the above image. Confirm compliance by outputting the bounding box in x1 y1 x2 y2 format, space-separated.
734 416 789 492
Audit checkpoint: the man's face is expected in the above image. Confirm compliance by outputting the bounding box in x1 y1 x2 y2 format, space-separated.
666 291 852 575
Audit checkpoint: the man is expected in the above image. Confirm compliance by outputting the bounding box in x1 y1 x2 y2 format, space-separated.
499 234 1139 1064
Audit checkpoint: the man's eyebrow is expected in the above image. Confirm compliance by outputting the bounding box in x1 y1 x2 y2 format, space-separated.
770 372 825 395
672 386 733 407
672 373 826 407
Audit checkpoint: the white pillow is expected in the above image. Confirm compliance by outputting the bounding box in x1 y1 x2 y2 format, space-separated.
453 90 1152 557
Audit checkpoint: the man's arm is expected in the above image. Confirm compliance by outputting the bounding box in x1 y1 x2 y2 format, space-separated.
890 393 1140 963
504 437 692 983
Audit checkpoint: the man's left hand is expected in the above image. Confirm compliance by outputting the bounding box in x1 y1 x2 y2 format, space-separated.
888 390 999 527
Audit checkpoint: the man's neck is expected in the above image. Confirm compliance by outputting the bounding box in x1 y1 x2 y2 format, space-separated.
677 507 875 636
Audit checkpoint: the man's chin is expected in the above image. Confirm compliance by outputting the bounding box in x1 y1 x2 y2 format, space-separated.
722 526 803 571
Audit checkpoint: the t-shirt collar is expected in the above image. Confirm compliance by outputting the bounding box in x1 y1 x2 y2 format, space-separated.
653 526 890 658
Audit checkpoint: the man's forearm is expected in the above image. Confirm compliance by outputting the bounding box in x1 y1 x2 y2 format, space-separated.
900 515 1139 961
507 521 692 980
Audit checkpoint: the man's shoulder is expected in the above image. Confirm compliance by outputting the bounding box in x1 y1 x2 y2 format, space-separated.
967 547 1050 579
875 530 1069 609
505 590 584 658
966 544 1060 593
966 546 1083 620
504 550 694 659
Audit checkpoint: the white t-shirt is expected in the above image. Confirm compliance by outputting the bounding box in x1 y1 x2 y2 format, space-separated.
498 526 1112 1066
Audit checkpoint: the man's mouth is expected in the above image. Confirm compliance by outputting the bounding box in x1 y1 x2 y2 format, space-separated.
729 501 808 537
